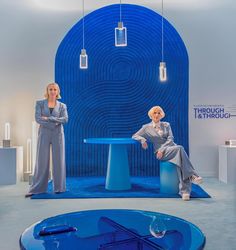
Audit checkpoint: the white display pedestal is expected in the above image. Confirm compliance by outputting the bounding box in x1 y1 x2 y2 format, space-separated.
0 146 23 185
219 145 236 184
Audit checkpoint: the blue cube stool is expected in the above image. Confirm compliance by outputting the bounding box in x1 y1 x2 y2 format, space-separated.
160 161 179 194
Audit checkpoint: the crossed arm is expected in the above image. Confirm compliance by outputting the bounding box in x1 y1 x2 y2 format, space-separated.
35 101 68 129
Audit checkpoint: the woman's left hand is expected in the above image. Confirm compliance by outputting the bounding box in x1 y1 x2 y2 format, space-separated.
156 151 163 159
42 116 48 120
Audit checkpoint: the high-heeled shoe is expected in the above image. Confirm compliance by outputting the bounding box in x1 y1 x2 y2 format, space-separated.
25 193 33 198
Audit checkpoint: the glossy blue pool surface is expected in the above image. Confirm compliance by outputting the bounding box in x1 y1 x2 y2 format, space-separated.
20 209 205 250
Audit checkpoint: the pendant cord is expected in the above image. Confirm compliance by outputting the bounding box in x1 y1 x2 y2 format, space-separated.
82 0 85 49
120 0 122 23
161 0 164 62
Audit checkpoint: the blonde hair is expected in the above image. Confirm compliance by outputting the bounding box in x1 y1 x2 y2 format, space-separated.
44 83 61 99
148 106 165 119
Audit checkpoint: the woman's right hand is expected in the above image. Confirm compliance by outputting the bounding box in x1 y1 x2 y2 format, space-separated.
141 142 148 150
156 151 163 159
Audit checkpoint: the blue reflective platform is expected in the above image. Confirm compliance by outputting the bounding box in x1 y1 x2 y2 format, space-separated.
20 209 205 250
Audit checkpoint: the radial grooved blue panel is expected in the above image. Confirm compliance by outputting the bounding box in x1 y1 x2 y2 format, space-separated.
55 4 189 177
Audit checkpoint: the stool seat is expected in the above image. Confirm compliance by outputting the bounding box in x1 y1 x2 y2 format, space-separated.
160 161 179 194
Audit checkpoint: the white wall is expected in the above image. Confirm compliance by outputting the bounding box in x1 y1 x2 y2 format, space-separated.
0 0 235 177
166 1 236 177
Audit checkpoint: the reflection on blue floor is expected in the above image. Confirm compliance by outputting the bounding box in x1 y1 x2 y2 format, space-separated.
20 209 205 250
31 177 211 199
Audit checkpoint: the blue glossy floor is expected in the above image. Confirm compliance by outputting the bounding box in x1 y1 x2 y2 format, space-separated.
0 178 235 250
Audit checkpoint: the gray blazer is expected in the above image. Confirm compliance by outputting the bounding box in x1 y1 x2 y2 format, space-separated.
132 121 176 153
35 99 68 131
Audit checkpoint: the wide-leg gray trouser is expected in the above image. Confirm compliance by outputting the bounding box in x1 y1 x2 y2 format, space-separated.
29 126 66 194
161 145 197 195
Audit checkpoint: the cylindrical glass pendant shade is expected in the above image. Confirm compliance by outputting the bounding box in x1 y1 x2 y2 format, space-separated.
115 22 127 47
80 49 88 69
159 62 167 82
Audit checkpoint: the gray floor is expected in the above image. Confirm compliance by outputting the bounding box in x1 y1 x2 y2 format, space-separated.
0 178 235 250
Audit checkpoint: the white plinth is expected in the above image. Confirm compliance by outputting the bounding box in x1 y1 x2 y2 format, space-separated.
219 145 236 184
0 146 23 185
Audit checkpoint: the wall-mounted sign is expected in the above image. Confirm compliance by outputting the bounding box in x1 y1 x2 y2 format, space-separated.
193 104 236 119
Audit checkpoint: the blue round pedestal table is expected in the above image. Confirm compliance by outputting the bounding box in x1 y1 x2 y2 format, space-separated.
20 209 206 250
160 162 180 194
84 138 137 191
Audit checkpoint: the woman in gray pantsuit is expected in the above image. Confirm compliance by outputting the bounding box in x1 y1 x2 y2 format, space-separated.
132 106 202 201
25 83 68 197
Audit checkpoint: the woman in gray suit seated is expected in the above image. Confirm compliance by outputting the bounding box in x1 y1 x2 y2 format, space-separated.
132 106 202 201
25 83 68 197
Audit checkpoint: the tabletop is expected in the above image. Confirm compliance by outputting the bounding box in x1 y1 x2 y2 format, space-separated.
84 138 138 145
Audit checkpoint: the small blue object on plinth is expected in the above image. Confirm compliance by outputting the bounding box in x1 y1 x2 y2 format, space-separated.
160 161 179 194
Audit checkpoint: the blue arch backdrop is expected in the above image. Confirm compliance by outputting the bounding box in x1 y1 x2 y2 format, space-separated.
55 4 189 177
